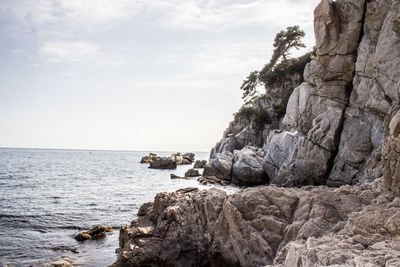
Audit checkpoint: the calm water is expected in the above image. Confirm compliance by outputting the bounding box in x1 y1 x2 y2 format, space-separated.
0 148 236 266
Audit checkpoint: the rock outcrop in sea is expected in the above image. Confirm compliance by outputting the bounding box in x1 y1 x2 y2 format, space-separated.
141 152 196 169
113 0 400 266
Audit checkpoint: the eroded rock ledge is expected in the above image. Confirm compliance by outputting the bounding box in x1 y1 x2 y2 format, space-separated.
112 177 400 266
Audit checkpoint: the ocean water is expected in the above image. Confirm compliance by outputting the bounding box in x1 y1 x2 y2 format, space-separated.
0 148 237 266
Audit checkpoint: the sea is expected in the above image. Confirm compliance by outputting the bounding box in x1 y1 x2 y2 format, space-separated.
0 148 238 266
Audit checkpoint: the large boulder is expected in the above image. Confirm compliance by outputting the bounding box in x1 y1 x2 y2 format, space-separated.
231 146 268 185
202 151 234 181
149 157 177 169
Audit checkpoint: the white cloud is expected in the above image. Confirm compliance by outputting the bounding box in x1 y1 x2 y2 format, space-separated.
37 41 122 65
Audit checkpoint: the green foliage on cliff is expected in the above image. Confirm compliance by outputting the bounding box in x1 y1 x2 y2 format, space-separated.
260 52 311 87
240 25 307 104
235 106 271 130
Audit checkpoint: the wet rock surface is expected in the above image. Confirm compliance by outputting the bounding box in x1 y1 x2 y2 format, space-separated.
74 225 113 241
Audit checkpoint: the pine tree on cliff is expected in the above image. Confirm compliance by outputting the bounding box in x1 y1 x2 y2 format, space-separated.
241 25 306 104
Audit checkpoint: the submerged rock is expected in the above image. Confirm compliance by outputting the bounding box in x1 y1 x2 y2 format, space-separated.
74 225 113 241
197 176 229 186
193 160 207 168
149 157 177 169
170 174 190 180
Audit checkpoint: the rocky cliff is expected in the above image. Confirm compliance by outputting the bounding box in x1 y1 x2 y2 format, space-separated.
206 0 400 188
113 0 400 266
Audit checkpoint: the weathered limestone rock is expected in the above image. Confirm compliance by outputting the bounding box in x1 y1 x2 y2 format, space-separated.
204 146 269 185
113 178 400 267
327 0 395 185
149 157 177 169
232 146 268 185
263 130 300 180
203 151 234 181
185 168 200 177
193 160 207 169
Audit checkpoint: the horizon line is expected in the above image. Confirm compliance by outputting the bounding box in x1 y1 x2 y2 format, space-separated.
0 146 209 153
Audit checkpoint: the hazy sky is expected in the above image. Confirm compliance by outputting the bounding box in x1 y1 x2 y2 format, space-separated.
0 0 319 152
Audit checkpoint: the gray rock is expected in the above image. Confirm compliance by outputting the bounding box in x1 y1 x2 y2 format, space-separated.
193 160 207 168
263 130 300 180
232 146 268 185
149 157 177 169
202 151 234 181
184 168 200 177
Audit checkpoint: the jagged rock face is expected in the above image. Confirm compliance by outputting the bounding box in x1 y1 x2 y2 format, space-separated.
112 179 400 267
209 0 400 187
263 0 400 187
328 0 397 186
209 70 305 159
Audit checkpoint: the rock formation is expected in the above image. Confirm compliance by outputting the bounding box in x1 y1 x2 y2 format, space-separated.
185 168 201 177
114 0 400 266
112 178 400 266
140 153 158 163
206 0 400 188
194 160 207 169
149 157 177 169
74 225 113 241
141 152 195 166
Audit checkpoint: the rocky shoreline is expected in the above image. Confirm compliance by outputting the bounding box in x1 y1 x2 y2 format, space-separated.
112 0 400 266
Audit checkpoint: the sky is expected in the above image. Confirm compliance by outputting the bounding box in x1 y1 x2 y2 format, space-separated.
0 0 320 152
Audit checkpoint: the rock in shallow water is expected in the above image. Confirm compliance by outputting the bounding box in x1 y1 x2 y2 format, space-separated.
149 157 177 169
193 160 207 168
74 225 113 241
140 153 158 164
185 168 200 177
